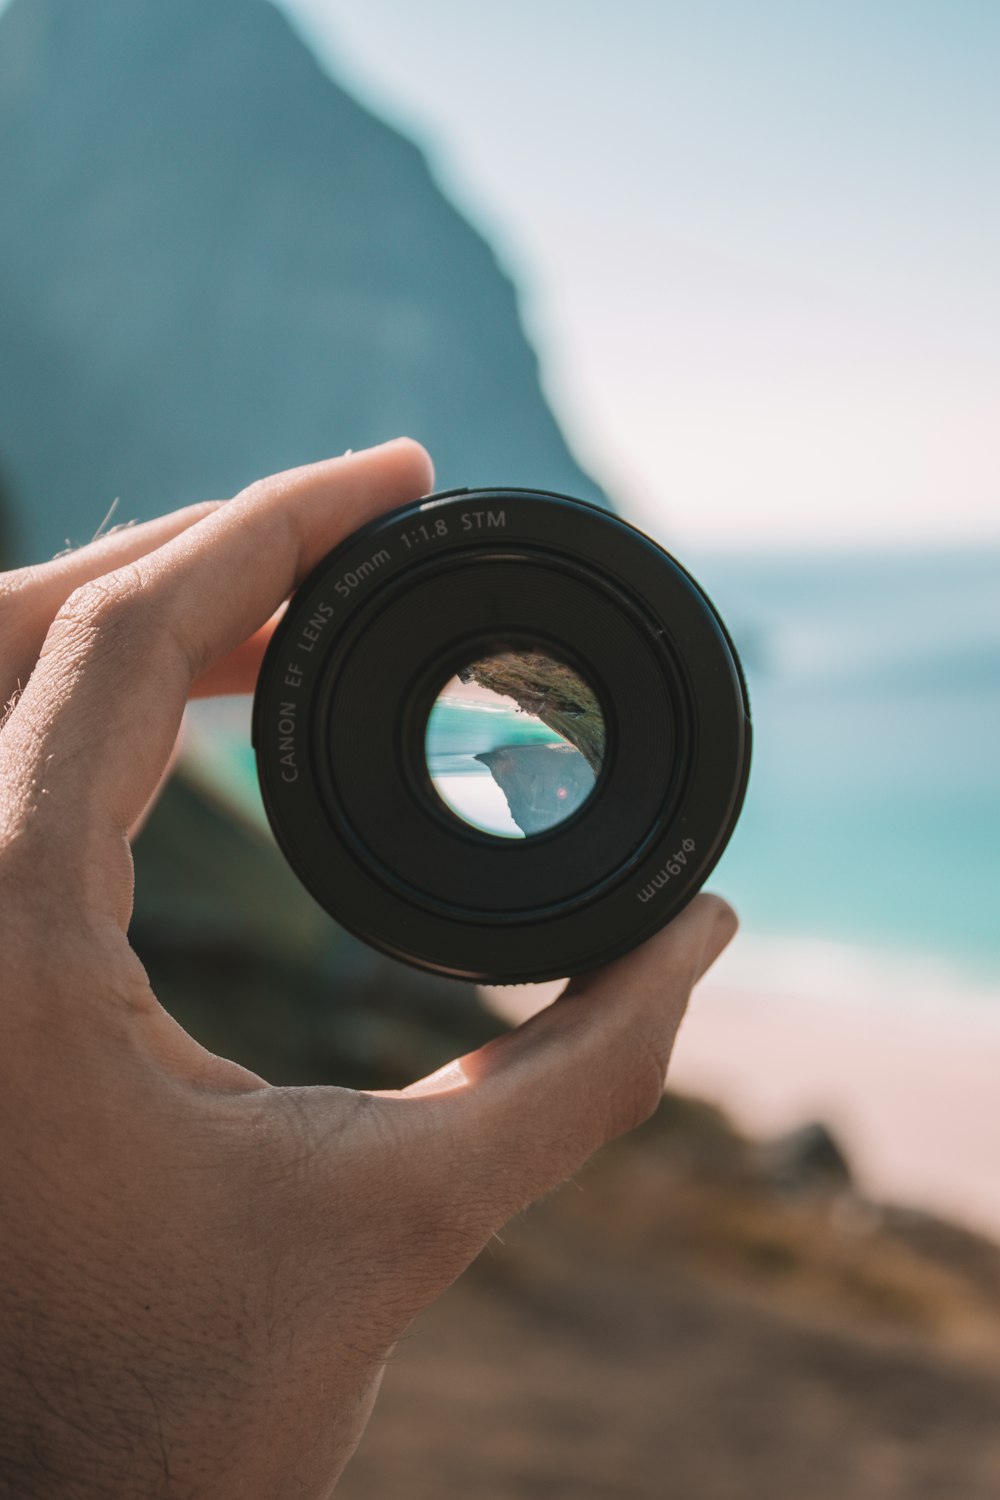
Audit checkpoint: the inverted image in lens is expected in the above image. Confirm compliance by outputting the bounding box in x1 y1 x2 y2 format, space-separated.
424 648 605 838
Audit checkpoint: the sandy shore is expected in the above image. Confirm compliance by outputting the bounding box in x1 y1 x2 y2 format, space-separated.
484 936 1000 1243
672 981 1000 1242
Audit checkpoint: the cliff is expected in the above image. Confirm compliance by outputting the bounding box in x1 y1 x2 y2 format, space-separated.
460 650 606 772
0 0 607 565
475 742 595 836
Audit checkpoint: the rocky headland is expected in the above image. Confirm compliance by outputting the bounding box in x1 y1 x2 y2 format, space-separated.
459 651 606 773
475 741 595 835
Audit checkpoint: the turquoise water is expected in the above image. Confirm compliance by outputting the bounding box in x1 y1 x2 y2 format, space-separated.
192 546 1000 988
690 546 1000 983
424 698 567 776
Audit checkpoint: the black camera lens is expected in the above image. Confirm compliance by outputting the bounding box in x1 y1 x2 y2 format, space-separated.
252 487 751 983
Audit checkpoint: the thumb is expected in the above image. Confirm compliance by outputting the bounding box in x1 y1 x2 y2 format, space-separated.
401 893 738 1229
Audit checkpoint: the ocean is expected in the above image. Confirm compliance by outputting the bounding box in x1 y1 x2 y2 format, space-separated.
186 545 1000 1004
691 545 1000 994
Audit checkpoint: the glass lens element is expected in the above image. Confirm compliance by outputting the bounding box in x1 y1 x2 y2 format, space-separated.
424 649 605 838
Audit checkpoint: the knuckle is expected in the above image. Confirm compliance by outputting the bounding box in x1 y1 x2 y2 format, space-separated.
46 564 187 678
234 473 273 506
43 574 144 673
58 566 146 632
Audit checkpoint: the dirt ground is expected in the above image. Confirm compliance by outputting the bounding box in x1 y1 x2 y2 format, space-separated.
338 1100 1000 1500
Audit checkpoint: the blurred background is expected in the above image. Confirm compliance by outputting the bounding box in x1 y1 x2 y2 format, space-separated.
2 0 999 1494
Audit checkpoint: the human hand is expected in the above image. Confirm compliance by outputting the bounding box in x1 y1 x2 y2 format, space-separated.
0 441 737 1498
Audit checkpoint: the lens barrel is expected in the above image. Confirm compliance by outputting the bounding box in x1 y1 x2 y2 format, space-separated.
252 488 751 982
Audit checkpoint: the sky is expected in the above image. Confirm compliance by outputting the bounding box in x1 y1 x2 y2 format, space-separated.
277 0 999 550
1 0 995 548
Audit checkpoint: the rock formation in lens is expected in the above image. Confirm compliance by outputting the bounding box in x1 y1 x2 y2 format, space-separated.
475 742 595 837
459 651 606 772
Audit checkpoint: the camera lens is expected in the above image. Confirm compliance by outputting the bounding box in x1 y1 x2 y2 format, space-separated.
252 487 751 983
424 647 606 839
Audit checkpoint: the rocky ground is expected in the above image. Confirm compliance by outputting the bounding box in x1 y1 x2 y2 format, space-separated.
134 773 1000 1498
338 1098 1000 1500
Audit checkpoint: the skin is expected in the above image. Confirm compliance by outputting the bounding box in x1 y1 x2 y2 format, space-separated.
0 440 737 1499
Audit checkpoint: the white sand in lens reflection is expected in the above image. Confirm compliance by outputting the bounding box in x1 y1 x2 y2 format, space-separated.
431 771 522 838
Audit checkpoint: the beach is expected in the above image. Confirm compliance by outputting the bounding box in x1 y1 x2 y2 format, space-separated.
674 958 1000 1242
484 935 1000 1242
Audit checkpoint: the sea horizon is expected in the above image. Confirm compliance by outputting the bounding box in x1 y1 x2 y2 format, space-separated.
183 541 1000 1008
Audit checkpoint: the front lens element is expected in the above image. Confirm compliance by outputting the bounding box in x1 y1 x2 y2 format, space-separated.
424 647 605 838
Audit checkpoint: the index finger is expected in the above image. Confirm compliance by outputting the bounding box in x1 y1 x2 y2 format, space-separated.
0 440 433 917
